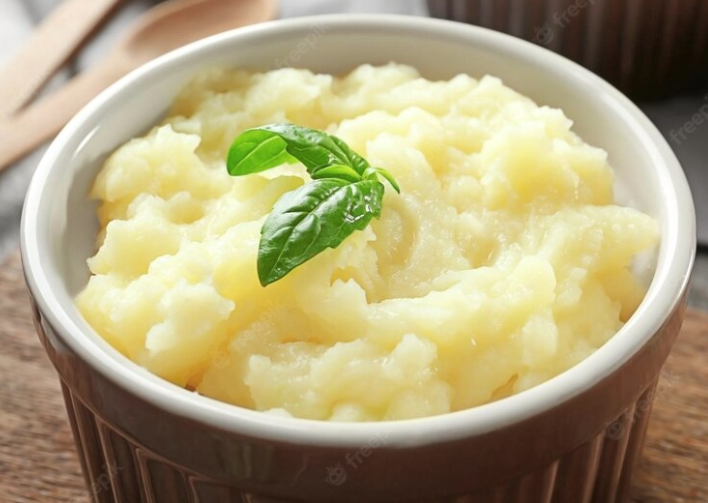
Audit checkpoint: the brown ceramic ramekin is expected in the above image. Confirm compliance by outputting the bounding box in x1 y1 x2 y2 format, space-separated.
21 15 695 503
428 0 708 101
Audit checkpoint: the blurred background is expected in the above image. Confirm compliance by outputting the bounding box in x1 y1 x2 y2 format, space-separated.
0 0 706 308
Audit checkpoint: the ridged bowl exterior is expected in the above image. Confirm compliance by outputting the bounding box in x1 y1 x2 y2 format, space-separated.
427 0 708 100
29 293 686 503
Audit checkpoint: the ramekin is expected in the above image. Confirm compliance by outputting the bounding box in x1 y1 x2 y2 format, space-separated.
21 14 695 503
427 0 708 101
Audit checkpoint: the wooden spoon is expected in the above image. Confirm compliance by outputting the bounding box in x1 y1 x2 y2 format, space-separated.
0 0 277 173
0 0 127 118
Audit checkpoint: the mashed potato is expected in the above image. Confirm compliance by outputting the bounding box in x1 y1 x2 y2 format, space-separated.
76 64 658 421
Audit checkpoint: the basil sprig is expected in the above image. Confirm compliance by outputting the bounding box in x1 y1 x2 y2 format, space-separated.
227 124 400 286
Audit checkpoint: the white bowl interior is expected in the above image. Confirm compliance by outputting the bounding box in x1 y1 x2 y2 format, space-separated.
22 15 695 445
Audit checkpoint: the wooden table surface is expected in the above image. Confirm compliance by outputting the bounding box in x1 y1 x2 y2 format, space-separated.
0 251 706 503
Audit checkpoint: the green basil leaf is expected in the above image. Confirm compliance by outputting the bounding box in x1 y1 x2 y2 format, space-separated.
228 124 370 176
227 129 298 175
226 123 401 285
330 136 370 175
258 178 384 286
310 164 362 183
373 167 401 194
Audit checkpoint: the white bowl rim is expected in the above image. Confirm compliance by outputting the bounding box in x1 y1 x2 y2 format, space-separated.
21 14 695 448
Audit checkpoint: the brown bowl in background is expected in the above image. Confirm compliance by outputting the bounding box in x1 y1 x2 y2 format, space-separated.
428 0 708 101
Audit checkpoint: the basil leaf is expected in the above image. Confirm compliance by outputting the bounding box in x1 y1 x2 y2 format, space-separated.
226 123 400 285
330 136 369 175
258 178 384 286
228 124 370 176
310 164 362 183
364 167 401 194
227 129 297 175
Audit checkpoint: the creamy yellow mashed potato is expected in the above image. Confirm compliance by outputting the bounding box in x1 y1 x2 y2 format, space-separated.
77 64 658 421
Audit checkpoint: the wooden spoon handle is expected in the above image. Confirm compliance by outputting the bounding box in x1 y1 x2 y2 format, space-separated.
0 60 127 173
0 0 126 118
